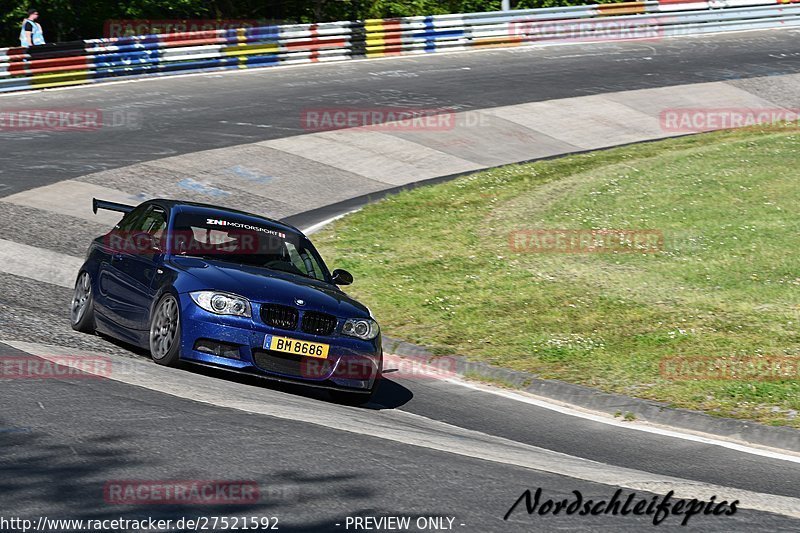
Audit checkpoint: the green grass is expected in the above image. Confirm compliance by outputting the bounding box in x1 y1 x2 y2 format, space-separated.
314 126 800 427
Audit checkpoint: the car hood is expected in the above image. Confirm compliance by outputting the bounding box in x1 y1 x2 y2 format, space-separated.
170 257 370 318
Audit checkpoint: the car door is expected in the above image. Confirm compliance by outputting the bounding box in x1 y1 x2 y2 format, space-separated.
98 205 168 331
94 204 150 325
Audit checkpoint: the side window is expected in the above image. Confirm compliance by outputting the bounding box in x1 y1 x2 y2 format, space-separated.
137 207 167 237
133 207 167 248
286 246 307 274
112 205 168 256
286 242 325 281
301 249 324 280
115 205 149 232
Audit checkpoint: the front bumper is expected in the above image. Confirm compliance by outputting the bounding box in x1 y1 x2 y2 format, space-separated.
177 294 382 391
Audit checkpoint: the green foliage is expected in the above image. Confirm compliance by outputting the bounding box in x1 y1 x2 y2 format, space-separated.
0 0 625 46
1 0 217 44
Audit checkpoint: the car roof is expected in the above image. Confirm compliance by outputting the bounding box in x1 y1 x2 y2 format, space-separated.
146 199 303 236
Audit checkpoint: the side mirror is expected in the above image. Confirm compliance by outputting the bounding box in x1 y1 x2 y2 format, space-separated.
331 268 353 286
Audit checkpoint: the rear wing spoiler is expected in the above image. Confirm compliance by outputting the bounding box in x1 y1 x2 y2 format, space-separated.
93 198 134 215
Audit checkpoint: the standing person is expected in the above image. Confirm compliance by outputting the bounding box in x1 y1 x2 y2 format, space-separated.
20 9 45 48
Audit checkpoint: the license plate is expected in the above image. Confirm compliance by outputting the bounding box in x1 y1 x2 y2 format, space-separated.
264 335 329 359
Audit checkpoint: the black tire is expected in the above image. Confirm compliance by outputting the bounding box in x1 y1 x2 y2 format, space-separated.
70 272 96 333
149 293 182 366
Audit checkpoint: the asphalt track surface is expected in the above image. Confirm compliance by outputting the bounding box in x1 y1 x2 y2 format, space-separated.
2 28 800 195
2 29 800 531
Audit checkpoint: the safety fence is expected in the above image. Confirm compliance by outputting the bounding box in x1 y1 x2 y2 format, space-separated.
2 0 799 93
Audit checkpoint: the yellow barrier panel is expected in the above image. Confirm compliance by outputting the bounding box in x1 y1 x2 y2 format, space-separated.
30 69 90 88
597 2 647 15
364 19 387 57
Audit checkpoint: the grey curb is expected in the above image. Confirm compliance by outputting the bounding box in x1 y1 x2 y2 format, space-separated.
382 336 800 453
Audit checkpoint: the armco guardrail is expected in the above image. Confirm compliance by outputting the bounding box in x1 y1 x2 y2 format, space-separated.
2 0 799 93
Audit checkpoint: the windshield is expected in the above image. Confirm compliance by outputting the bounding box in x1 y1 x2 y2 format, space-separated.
171 212 329 281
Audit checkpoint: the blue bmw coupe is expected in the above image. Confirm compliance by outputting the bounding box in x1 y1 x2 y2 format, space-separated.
70 198 382 404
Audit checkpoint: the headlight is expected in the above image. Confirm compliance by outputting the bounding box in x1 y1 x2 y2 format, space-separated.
190 291 251 317
342 318 380 340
